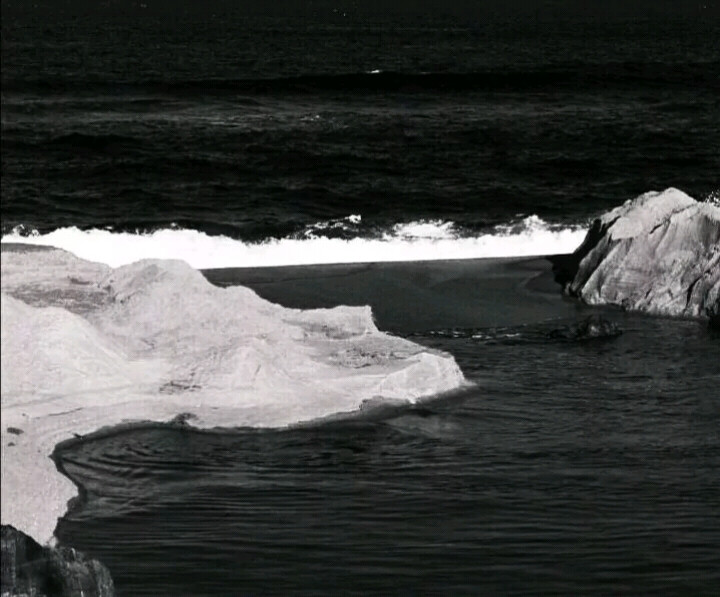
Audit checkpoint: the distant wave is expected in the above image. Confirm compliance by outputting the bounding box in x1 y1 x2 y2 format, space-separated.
47 133 143 151
3 132 147 153
1 216 587 269
4 62 718 95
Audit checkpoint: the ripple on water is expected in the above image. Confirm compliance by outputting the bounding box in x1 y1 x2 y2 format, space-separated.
55 313 720 596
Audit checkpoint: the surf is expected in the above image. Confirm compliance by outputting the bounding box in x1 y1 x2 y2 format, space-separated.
1 216 587 269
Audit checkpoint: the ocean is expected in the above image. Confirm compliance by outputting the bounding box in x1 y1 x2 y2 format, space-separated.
2 8 720 596
3 13 719 264
54 311 720 596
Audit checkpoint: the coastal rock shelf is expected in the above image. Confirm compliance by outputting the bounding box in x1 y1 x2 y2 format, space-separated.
555 188 720 321
0 247 466 548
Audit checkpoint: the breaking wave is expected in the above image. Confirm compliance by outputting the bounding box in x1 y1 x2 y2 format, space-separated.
1 216 586 269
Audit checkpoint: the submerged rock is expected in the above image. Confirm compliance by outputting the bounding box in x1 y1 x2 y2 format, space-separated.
553 188 720 322
0 525 114 597
548 315 622 341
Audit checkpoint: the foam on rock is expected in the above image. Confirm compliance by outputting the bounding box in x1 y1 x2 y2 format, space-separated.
1 247 467 546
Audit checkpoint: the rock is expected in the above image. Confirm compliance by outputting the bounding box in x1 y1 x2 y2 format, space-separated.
708 296 720 330
1 247 466 546
1 525 114 597
554 188 720 321
548 315 622 341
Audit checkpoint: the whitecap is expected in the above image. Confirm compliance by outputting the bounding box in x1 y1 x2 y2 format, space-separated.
1 216 587 269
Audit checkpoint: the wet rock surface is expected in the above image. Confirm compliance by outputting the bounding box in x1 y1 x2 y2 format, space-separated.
553 188 720 322
1 525 114 597
707 296 720 330
548 315 622 341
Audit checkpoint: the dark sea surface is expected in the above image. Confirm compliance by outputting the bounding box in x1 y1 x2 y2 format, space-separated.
3 9 720 596
55 309 720 596
2 14 719 246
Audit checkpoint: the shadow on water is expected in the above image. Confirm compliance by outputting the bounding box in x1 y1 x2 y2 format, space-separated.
54 312 720 596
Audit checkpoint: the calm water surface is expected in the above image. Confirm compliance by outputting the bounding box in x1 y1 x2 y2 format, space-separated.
56 312 720 596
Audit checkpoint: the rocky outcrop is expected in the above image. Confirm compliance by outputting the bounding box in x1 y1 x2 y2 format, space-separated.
553 188 720 321
1 246 466 547
1 525 114 597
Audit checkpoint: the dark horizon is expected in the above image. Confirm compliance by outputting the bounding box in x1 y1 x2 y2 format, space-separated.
3 0 719 22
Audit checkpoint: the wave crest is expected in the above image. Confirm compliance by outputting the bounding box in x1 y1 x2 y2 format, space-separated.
1 217 586 269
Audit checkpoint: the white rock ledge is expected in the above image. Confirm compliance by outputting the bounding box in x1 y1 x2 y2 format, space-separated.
1 247 467 546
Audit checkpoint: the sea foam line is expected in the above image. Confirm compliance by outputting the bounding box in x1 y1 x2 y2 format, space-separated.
1 217 586 270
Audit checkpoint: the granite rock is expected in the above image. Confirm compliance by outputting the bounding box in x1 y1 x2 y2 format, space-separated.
554 188 720 321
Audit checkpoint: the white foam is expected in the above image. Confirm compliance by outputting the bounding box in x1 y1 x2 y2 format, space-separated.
300 214 362 238
1 216 586 270
389 219 457 240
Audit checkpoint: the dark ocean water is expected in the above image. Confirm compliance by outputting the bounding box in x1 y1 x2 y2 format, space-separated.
55 311 720 596
3 11 720 596
2 15 719 246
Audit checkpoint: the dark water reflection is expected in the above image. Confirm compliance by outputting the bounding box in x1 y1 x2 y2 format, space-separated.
56 314 720 596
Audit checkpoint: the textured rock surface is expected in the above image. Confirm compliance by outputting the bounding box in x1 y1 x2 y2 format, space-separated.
1 246 467 546
1 525 114 597
554 188 720 320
